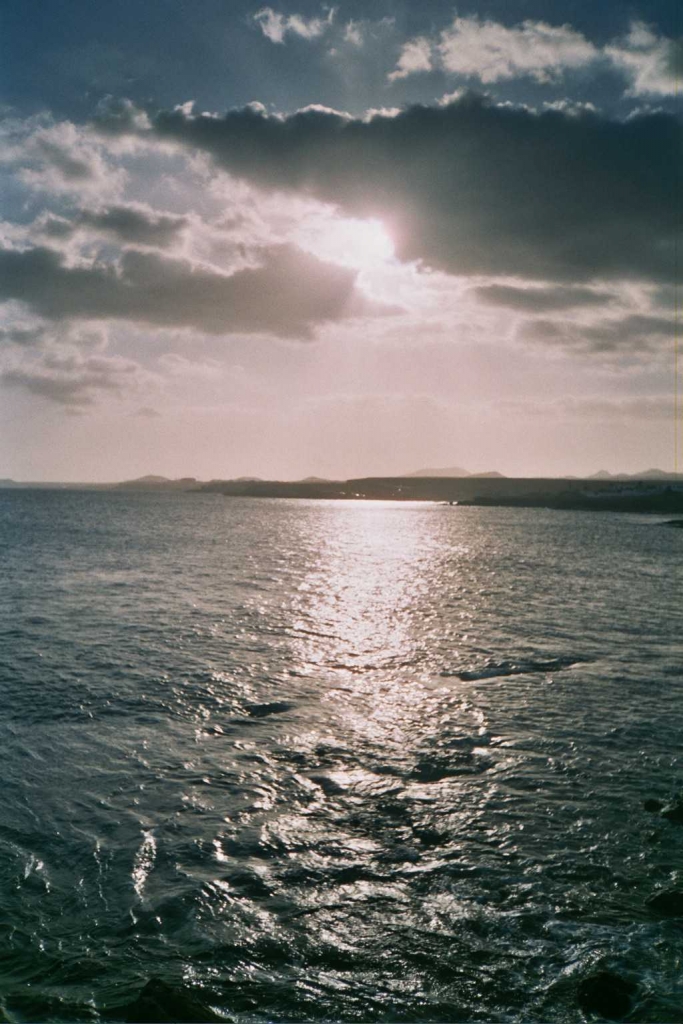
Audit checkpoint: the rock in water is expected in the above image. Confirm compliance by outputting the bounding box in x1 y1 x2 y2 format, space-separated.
577 971 637 1020
646 889 683 917
661 799 683 824
124 978 222 1022
643 798 664 813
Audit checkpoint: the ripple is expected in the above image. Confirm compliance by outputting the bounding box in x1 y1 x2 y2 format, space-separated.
1 493 682 1021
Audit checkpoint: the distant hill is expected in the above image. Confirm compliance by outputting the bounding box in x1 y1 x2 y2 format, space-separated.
406 466 506 478
637 468 683 480
299 476 333 483
406 466 471 478
114 475 201 491
588 469 683 481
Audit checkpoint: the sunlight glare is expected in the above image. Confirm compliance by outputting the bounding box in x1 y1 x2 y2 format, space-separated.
297 215 395 270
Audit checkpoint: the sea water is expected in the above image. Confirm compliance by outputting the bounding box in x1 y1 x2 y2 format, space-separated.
0 490 681 1022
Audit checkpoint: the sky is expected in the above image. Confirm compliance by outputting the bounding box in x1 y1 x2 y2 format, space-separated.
0 0 681 481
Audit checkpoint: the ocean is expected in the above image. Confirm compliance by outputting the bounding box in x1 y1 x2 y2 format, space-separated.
0 490 681 1022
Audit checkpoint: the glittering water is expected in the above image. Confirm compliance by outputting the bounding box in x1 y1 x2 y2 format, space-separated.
0 491 682 1022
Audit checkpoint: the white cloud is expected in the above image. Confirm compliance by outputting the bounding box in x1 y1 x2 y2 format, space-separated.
605 21 682 96
437 16 597 84
388 37 433 81
253 7 333 44
542 99 599 116
344 21 363 46
388 14 681 98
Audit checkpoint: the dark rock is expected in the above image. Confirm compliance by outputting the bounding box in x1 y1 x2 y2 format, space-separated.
643 798 664 813
243 701 293 718
414 826 446 848
410 758 467 782
661 800 683 824
124 978 222 1022
646 889 683 917
222 867 272 899
308 773 345 796
577 971 637 1020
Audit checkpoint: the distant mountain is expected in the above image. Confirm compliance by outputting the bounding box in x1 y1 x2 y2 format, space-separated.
114 475 200 490
588 469 683 481
406 466 506 479
471 471 506 478
132 475 170 484
636 468 683 480
299 476 332 483
406 466 471 477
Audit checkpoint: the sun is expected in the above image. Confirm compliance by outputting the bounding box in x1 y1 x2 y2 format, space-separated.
296 214 395 270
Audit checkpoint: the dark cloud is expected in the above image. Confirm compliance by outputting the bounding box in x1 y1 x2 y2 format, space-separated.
32 205 188 248
474 283 614 311
0 325 46 346
0 243 383 338
39 215 77 239
76 204 188 246
33 204 187 247
134 405 161 417
1 351 140 407
581 313 676 350
98 95 682 284
33 136 93 181
525 312 675 353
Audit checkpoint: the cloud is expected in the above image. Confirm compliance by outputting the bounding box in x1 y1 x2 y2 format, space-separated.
134 406 161 417
344 21 362 47
501 394 673 421
388 38 433 81
438 16 598 83
0 242 386 338
474 283 614 312
542 99 599 117
605 21 683 97
436 16 597 84
32 203 189 249
389 15 681 97
108 96 681 286
524 313 676 356
388 15 599 85
0 324 47 346
253 7 332 44
1 352 140 407
76 204 189 247
91 97 152 138
0 324 147 408
0 117 125 197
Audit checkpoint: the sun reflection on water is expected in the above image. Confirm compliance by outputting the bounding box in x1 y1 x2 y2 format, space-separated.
284 502 480 756
292 503 436 669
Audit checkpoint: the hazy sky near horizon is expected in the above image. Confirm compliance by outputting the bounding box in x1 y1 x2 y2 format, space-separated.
0 0 681 480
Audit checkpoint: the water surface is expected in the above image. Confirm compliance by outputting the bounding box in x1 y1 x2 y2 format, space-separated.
0 492 681 1021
